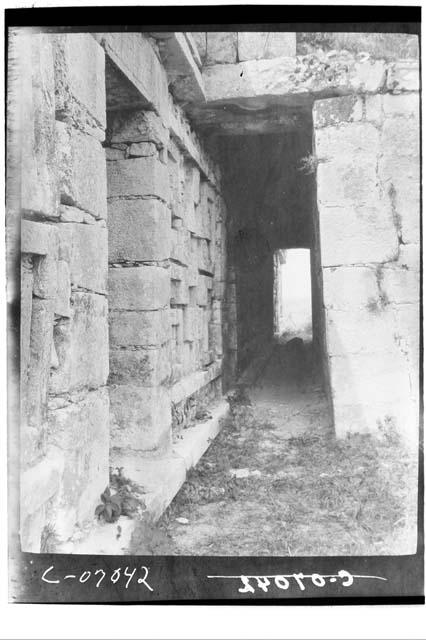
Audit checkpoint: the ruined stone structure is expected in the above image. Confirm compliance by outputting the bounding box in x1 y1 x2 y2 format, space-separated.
8 30 419 552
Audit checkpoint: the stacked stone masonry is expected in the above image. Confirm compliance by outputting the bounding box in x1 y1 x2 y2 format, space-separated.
13 29 420 553
313 69 420 445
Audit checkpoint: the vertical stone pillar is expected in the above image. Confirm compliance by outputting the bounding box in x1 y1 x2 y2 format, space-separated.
313 74 419 445
107 110 172 456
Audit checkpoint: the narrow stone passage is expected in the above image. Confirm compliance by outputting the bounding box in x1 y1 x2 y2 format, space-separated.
136 336 417 557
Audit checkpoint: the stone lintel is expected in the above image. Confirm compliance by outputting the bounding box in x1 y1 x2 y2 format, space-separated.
202 53 388 108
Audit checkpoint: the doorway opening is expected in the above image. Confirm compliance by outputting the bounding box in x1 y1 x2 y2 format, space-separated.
273 248 312 342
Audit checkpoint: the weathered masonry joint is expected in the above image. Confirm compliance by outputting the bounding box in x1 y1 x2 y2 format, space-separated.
10 30 419 553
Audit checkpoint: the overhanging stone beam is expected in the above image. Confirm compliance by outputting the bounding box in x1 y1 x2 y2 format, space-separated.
202 52 388 109
187 103 307 135
152 32 206 104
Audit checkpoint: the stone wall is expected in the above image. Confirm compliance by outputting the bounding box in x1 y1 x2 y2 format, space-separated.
16 30 230 551
106 103 228 458
313 63 420 444
18 31 109 551
191 32 296 65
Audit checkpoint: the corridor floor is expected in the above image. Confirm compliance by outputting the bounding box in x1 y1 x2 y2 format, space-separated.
130 337 417 556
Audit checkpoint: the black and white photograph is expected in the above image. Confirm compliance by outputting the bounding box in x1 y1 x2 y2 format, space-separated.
3 2 424 611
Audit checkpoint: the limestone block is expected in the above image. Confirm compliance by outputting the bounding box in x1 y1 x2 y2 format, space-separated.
313 95 363 129
109 309 170 347
170 228 190 266
381 248 420 305
203 54 386 104
26 297 54 429
60 222 108 294
316 124 380 208
100 33 170 122
199 238 213 272
381 115 419 163
318 204 399 266
105 147 126 161
330 350 411 408
110 385 171 453
55 260 71 317
322 266 378 311
196 277 208 307
128 141 157 157
110 109 169 148
209 323 223 356
213 280 226 300
326 307 404 357
206 33 237 65
333 398 418 444
171 278 189 306
238 32 296 61
157 33 206 104
190 32 207 62
20 447 64 518
387 61 419 93
20 33 58 218
186 164 200 204
378 114 419 245
54 33 106 130
33 254 58 299
21 220 58 255
107 157 169 202
109 265 170 311
49 292 108 393
20 503 46 553
108 198 170 262
187 264 199 288
47 387 109 534
382 92 419 118
393 302 420 388
109 346 171 386
183 306 198 342
55 122 107 219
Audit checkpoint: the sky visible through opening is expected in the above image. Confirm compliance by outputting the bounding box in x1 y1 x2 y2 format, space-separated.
275 248 312 338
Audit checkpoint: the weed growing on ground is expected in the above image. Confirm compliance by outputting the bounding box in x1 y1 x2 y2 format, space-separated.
155 396 417 556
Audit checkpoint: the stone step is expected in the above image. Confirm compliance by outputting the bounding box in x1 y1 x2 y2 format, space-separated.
69 398 229 554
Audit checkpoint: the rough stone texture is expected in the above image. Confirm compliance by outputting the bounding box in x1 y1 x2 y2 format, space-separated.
109 266 170 311
56 121 107 219
26 298 55 430
202 53 387 108
108 198 171 262
238 32 296 61
57 222 108 294
206 32 237 65
107 156 169 202
155 33 206 103
109 345 171 387
387 61 419 93
110 109 169 148
297 32 419 61
20 33 58 218
315 94 419 442
109 310 170 347
97 32 170 121
110 385 171 452
46 388 110 540
50 293 109 394
54 33 106 133
190 32 207 63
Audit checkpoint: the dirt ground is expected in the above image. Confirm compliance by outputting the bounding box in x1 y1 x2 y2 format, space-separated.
129 337 418 556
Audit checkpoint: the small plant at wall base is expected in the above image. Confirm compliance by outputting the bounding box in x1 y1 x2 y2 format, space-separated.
298 153 319 175
95 487 122 523
94 468 146 523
